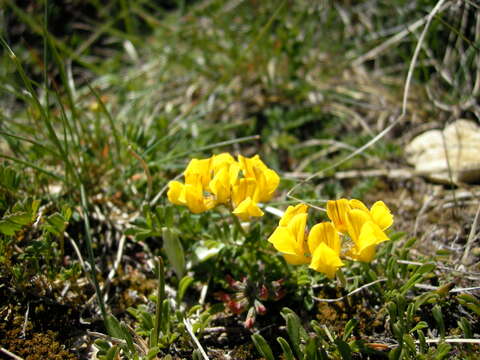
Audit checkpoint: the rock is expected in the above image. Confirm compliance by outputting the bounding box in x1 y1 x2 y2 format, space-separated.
405 119 480 184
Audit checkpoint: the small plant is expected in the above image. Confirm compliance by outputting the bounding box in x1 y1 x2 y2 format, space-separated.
268 198 393 279
168 152 279 219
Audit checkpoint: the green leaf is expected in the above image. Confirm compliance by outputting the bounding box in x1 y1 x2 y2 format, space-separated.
252 333 274 360
283 312 302 359
0 166 20 191
193 240 224 262
432 305 445 338
0 212 31 235
42 212 68 236
277 337 295 360
94 339 111 354
120 322 135 354
177 275 194 304
105 314 124 339
457 293 480 316
104 345 120 360
161 298 170 334
146 347 161 360
415 263 436 276
342 319 357 341
162 227 185 278
434 342 452 360
410 321 428 333
402 334 416 353
304 337 320 360
417 329 427 354
458 317 472 338
192 349 203 360
334 339 352 360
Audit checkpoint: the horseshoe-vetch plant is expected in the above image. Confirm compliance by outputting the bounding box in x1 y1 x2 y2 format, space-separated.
268 199 393 278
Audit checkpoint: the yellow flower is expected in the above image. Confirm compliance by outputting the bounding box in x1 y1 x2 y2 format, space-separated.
238 155 280 203
307 222 344 278
279 204 308 227
168 153 279 219
349 199 393 231
327 198 393 262
232 197 264 221
167 180 185 205
211 153 236 172
209 161 240 204
326 199 352 233
328 198 393 233
267 204 310 265
346 209 389 262
231 178 257 208
183 157 213 194
167 176 215 214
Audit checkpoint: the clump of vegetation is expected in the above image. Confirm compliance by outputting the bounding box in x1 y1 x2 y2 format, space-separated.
1 0 479 359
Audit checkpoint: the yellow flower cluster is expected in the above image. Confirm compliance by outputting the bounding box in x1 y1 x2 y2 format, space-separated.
167 153 280 220
268 199 393 279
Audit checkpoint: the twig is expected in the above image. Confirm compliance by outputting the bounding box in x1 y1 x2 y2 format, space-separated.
461 201 480 265
283 168 413 181
65 231 87 273
20 302 29 339
262 205 285 218
183 318 210 360
128 145 152 206
87 330 127 345
414 283 480 293
0 347 24 360
421 338 480 344
313 279 387 303
102 234 127 295
88 329 148 355
150 172 182 207
414 190 439 237
397 259 480 277
287 0 449 204
352 1 451 66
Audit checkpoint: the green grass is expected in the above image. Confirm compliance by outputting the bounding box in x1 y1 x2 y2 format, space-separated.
1 1 479 359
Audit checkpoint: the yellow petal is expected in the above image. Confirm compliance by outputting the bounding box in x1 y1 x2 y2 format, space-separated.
232 197 264 220
211 153 236 172
253 167 280 202
167 181 186 205
370 201 393 230
209 167 230 204
184 183 215 214
279 204 308 227
309 242 344 279
237 154 256 178
288 213 308 246
348 245 376 263
345 209 370 245
283 253 310 265
351 221 389 262
231 178 256 207
358 221 389 250
268 226 298 255
308 222 341 255
326 199 351 233
349 199 369 212
184 158 212 188
228 162 241 186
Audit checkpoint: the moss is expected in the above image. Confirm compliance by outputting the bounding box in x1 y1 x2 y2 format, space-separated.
0 313 77 360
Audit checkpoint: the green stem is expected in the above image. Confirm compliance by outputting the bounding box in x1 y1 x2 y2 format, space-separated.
230 212 247 238
151 256 165 348
80 184 107 321
336 268 347 289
